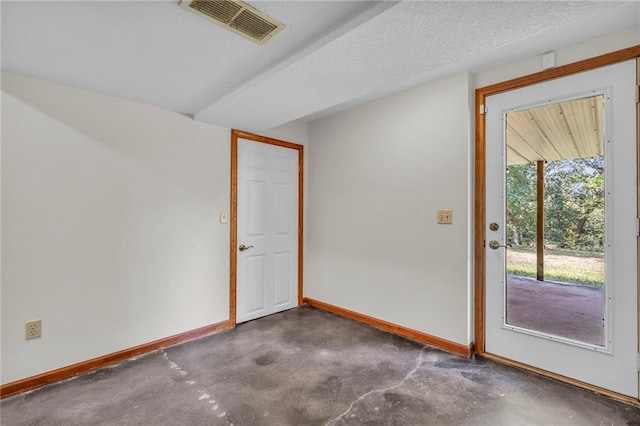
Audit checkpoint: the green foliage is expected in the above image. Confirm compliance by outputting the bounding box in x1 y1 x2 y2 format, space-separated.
506 163 537 246
544 157 604 251
506 156 605 252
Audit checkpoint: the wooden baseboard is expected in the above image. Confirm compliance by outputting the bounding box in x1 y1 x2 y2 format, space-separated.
303 298 473 357
481 352 640 407
1 320 233 399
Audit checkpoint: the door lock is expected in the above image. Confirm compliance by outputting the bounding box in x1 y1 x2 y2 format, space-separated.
489 222 500 231
239 244 254 252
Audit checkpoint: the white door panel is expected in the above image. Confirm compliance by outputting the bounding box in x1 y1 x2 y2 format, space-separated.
237 138 299 323
485 60 638 397
274 252 292 307
244 255 266 315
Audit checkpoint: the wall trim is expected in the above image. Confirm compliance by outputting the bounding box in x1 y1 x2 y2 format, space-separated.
0 320 233 399
482 352 640 408
230 129 305 326
303 298 473 357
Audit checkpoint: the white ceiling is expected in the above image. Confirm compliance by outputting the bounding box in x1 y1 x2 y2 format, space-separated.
2 1 639 132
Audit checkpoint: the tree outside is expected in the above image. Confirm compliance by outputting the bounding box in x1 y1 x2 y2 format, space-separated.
506 156 605 287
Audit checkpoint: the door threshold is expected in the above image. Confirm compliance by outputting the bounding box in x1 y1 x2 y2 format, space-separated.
480 352 640 407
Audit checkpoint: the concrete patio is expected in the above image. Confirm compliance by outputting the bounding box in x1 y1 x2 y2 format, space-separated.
506 275 605 346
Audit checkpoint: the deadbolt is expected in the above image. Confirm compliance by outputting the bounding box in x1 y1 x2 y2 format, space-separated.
489 222 499 231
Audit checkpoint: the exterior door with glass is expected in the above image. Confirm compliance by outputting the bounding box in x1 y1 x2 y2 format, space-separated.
484 60 638 397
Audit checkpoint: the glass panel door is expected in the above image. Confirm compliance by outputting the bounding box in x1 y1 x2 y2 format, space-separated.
504 95 606 347
484 60 637 397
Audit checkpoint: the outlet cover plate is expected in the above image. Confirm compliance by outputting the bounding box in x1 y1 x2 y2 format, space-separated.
25 320 41 340
437 209 453 224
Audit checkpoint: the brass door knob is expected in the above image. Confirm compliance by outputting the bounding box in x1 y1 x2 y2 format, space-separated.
489 240 512 250
239 244 254 252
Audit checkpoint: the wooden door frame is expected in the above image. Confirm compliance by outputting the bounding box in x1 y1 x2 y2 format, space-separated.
230 129 304 326
474 45 640 402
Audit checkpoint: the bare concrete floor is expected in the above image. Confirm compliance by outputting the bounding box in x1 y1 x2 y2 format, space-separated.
2 307 639 425
507 275 605 346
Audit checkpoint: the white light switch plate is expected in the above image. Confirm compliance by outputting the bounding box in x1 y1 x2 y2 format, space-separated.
220 211 228 224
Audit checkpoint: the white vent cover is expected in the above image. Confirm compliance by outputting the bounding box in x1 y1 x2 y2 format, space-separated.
180 0 285 44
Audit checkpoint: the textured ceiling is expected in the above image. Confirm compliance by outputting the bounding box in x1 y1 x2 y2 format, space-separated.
2 1 639 132
1 1 382 114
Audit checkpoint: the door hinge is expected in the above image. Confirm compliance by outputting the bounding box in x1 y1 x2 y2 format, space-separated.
636 218 640 237
636 85 639 103
479 104 487 115
637 353 640 371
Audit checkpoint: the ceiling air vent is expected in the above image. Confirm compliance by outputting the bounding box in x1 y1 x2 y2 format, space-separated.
180 0 285 45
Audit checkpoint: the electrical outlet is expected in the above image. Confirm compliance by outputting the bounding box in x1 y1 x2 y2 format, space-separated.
437 209 453 224
25 320 41 340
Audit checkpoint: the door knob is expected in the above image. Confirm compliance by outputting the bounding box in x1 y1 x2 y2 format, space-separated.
489 240 512 250
239 244 254 252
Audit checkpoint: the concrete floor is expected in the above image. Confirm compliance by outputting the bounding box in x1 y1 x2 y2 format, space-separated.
2 307 639 425
507 275 605 346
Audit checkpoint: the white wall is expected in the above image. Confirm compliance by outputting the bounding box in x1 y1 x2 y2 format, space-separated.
304 27 639 349
1 72 232 384
262 121 309 147
306 72 473 346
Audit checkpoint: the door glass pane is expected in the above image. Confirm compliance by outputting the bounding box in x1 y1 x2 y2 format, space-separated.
504 95 606 347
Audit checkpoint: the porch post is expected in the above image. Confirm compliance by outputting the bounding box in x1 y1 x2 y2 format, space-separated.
536 160 545 281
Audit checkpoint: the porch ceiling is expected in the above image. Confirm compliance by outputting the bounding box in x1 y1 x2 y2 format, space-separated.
506 95 604 165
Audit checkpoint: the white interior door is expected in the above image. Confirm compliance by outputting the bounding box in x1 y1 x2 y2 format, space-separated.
237 138 299 323
485 60 638 397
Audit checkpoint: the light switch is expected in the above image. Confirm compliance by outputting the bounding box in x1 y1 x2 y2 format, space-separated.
437 209 453 224
220 210 228 224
